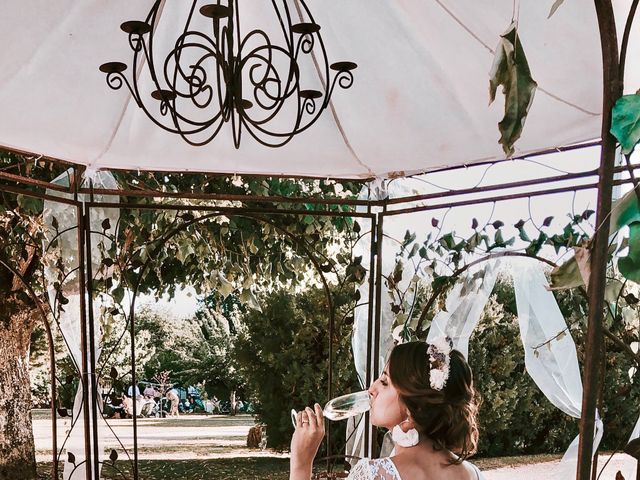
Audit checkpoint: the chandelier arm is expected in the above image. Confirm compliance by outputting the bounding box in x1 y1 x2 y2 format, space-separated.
272 0 295 53
219 24 233 123
239 47 301 126
240 114 296 148
324 70 355 109
163 40 219 107
241 33 291 115
241 41 300 101
104 73 142 108
295 0 332 108
131 41 225 139
168 1 201 101
175 112 227 147
241 30 276 92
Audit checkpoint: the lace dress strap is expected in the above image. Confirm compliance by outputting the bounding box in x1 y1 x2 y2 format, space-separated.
347 458 401 480
467 461 484 480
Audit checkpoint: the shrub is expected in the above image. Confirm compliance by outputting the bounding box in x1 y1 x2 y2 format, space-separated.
233 288 358 451
470 277 640 456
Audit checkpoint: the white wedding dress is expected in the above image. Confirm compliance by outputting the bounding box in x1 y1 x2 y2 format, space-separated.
347 457 485 480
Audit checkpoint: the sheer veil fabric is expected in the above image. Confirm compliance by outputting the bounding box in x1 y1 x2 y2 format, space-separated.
44 170 120 479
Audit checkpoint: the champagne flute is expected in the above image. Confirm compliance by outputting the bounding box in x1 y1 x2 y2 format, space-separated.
291 390 371 427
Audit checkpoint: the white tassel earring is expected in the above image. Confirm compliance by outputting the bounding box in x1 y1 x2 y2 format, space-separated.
391 419 419 448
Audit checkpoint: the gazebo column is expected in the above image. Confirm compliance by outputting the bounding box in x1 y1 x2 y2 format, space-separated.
577 1 622 478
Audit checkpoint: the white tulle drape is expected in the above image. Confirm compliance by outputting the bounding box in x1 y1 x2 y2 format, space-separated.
511 259 602 479
426 261 499 358
44 169 119 479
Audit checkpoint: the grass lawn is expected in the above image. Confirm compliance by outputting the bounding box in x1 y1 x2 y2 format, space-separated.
37 452 575 480
37 458 291 480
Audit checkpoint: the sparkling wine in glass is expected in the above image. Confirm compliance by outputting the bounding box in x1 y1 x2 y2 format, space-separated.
291 390 371 427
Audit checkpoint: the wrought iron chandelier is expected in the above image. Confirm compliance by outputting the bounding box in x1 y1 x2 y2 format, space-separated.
99 0 357 148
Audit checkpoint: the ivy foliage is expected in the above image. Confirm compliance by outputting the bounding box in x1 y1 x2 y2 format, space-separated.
385 208 594 338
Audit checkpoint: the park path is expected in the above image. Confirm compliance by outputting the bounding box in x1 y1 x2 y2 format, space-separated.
483 454 635 479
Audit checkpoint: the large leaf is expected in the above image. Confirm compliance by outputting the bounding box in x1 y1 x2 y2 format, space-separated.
489 22 538 156
610 188 640 233
619 222 640 283
549 255 583 290
548 247 590 290
611 93 640 154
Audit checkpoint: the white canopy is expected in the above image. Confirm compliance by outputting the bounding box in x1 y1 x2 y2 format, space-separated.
0 1 638 179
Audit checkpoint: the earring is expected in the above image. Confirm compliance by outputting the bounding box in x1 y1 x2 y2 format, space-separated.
391 420 419 448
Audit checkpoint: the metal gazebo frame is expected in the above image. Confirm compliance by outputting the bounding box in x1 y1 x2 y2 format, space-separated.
0 1 636 479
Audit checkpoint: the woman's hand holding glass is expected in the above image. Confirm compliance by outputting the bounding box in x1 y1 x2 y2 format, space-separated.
289 404 325 480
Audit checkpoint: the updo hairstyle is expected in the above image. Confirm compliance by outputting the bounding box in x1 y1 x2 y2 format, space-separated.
388 341 480 461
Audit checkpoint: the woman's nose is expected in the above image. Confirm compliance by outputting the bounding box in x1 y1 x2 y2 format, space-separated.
368 383 376 396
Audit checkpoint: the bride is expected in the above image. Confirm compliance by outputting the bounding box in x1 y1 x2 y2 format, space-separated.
290 338 485 480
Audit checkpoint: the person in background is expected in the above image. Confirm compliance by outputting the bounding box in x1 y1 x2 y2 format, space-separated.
166 387 180 417
143 384 156 399
127 384 141 398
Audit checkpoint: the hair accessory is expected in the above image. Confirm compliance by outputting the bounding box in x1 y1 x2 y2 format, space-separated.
391 420 419 447
427 336 453 391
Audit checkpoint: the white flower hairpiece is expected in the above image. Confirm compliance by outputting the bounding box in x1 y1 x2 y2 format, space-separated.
427 336 453 391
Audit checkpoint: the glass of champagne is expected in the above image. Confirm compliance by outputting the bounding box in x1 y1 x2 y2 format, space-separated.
291 390 371 428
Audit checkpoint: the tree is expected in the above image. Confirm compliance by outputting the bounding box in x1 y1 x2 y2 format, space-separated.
0 153 58 479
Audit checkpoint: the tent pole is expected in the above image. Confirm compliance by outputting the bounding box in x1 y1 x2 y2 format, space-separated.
364 211 377 457
577 1 621 478
371 208 385 458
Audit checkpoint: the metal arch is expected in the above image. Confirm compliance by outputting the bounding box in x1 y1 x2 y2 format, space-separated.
0 259 60 480
94 207 373 478
413 251 559 335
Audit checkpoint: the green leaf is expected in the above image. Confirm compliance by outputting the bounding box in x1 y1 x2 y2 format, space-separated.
217 272 236 298
518 226 530 242
610 188 640 233
112 286 125 304
619 222 640 283
240 288 262 312
548 0 565 18
605 279 624 304
16 194 43 214
489 22 538 156
439 233 456 250
549 256 584 290
611 93 640 154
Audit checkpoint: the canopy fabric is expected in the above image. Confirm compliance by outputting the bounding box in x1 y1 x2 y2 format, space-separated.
0 1 637 179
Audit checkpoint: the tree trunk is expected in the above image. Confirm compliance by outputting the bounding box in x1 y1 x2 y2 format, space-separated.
0 293 37 480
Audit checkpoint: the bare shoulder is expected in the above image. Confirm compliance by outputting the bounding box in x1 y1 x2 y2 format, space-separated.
432 460 480 480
